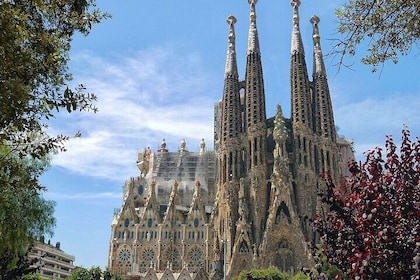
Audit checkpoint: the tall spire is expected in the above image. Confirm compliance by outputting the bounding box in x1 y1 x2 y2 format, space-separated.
311 15 327 76
247 0 260 54
290 0 312 131
311 15 336 141
244 0 267 246
219 15 241 183
225 15 238 76
245 0 266 128
291 0 304 54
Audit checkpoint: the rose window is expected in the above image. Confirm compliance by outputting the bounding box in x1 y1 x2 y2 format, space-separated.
118 248 131 264
189 247 203 261
142 248 155 262
188 247 204 271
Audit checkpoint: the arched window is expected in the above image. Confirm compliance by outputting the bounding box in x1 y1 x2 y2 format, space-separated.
275 240 294 273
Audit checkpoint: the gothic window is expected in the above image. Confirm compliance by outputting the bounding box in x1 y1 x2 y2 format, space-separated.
118 248 131 264
138 184 144 195
164 248 180 270
190 248 202 262
275 240 294 272
124 218 129 228
139 261 147 273
278 240 288 249
239 241 249 253
139 248 155 272
188 247 204 272
142 248 155 262
275 202 291 224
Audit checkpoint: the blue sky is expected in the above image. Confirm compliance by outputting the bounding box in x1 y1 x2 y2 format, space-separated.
40 0 420 269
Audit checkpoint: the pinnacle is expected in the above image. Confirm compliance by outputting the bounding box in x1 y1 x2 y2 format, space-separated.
291 0 301 7
226 15 237 26
310 15 320 25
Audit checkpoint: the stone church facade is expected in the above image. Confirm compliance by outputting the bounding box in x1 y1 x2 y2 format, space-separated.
108 1 354 279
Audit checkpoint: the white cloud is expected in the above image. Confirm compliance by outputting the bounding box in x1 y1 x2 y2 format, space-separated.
50 47 217 182
50 46 420 183
334 91 420 158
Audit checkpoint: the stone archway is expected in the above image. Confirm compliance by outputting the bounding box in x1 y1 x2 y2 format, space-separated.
274 240 294 273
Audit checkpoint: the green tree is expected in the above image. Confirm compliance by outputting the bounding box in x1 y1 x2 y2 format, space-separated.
0 0 108 278
68 267 122 280
0 147 56 279
303 249 348 279
0 0 109 160
234 266 289 280
22 275 42 280
333 0 420 72
289 272 309 280
313 128 420 279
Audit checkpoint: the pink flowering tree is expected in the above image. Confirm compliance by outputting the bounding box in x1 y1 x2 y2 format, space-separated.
313 128 420 279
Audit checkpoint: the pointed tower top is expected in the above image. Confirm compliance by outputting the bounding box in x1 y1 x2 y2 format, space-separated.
171 180 178 194
247 0 260 54
149 179 157 199
310 15 321 45
179 139 188 152
290 0 304 54
164 180 181 223
188 180 205 216
142 179 159 219
158 139 168 152
225 15 238 76
194 180 201 196
199 138 206 154
311 15 326 75
248 0 258 21
291 0 301 24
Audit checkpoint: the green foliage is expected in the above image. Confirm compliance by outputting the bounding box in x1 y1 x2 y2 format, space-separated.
22 274 42 280
333 0 420 72
0 0 109 160
289 272 309 280
0 244 44 280
0 0 108 278
68 267 122 280
306 249 348 280
234 266 289 280
0 146 56 279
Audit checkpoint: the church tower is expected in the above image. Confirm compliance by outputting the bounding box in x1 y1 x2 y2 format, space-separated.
289 0 318 230
310 15 341 182
213 14 242 279
108 1 354 279
213 1 271 277
243 0 268 247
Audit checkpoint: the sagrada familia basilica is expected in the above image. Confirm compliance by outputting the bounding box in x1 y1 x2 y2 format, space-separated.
107 0 354 279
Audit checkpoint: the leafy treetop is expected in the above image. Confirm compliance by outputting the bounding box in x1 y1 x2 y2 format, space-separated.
313 128 420 279
0 0 109 160
333 0 420 72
